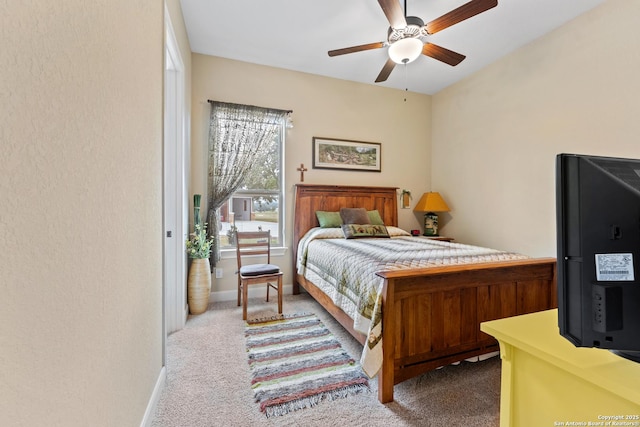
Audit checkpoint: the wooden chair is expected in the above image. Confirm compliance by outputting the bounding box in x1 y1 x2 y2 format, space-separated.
235 230 283 320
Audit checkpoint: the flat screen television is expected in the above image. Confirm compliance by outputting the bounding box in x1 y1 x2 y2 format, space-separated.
556 153 640 363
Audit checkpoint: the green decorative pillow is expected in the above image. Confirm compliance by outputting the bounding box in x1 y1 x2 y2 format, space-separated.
367 210 384 225
339 207 371 225
316 211 343 228
341 224 390 239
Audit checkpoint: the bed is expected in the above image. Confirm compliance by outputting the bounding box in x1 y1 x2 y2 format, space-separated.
292 184 557 403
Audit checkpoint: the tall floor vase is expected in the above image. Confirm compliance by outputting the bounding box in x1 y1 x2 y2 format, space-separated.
188 258 211 314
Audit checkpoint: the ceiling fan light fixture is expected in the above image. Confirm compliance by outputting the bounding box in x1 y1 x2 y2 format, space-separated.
388 37 423 64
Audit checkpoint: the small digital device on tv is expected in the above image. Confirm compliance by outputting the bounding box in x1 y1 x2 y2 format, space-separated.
556 153 640 362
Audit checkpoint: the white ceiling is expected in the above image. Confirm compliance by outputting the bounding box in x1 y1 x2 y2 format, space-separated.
180 0 604 95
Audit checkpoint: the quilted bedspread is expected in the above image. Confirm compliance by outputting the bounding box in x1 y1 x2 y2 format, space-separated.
296 227 528 377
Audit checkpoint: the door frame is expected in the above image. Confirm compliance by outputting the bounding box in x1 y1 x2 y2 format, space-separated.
163 4 188 349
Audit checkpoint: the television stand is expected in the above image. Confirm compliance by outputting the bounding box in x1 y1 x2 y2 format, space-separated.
482 309 640 426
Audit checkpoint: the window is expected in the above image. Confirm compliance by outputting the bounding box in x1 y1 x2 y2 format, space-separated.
206 101 289 264
218 122 284 248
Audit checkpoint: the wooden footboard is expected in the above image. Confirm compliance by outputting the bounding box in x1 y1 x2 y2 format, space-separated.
375 257 557 403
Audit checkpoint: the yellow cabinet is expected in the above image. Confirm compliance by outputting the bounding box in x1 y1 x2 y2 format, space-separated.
481 310 640 427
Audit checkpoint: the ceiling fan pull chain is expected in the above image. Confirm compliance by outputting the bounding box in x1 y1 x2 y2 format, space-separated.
404 63 408 102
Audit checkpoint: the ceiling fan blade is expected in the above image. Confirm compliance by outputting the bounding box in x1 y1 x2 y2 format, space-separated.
328 42 385 57
422 43 466 66
375 58 396 83
425 0 498 35
378 0 407 29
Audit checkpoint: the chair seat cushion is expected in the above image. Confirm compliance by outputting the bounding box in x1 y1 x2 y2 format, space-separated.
240 263 280 277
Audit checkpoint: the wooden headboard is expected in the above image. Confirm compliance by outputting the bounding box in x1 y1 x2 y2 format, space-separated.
292 184 398 273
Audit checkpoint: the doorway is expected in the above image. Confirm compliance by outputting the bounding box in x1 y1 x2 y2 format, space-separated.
163 6 188 349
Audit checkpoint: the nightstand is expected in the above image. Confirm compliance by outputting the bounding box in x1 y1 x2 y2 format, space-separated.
425 236 454 242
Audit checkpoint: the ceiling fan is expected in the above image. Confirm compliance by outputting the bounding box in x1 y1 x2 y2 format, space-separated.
328 0 498 83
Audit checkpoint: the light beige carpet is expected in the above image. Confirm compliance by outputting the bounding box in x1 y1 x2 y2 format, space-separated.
151 293 501 427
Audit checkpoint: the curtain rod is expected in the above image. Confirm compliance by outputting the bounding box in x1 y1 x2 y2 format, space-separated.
207 99 292 114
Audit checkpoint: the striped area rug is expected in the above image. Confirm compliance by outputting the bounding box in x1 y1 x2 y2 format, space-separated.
245 313 370 417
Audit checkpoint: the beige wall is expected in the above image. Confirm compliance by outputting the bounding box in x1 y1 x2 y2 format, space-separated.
1 2 166 426
190 54 432 295
432 0 640 257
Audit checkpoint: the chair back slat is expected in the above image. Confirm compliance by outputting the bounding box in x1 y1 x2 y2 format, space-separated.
236 230 272 267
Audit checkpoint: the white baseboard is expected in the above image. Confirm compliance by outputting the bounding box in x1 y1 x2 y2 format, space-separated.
465 350 500 363
478 350 500 361
210 283 295 302
140 366 166 427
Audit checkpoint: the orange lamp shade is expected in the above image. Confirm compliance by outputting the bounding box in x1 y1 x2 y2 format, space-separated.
413 192 450 213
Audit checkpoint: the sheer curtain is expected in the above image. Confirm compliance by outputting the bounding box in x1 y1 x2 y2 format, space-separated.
206 101 289 267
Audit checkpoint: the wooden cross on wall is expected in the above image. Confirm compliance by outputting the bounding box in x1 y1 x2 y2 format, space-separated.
296 163 308 182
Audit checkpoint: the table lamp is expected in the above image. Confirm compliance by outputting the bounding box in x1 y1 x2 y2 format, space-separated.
413 192 450 236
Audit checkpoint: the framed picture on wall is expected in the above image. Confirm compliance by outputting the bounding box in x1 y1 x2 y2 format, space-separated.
312 137 381 172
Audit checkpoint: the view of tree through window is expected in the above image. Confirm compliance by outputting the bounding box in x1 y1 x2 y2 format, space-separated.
219 127 283 248
241 132 279 203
